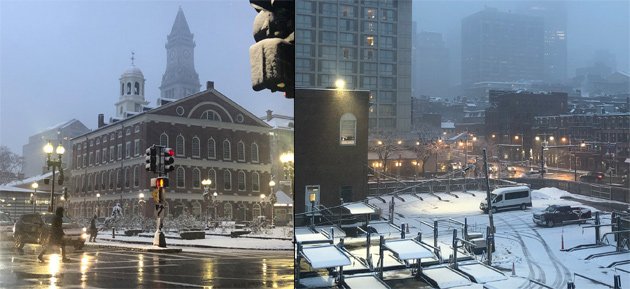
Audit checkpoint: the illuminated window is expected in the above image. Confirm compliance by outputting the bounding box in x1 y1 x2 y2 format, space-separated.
340 113 357 145
366 36 375 46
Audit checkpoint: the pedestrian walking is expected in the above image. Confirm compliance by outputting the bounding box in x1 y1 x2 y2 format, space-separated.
89 215 98 242
38 207 68 262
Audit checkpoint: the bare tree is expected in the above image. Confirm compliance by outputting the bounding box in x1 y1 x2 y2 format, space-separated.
0 145 24 184
410 124 442 175
369 130 404 173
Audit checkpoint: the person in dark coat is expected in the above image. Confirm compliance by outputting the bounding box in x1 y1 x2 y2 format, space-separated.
89 215 98 242
38 207 68 262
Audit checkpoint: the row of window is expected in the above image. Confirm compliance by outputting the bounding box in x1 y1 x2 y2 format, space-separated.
160 133 260 162
76 126 141 151
297 2 397 20
76 139 142 169
73 167 263 193
121 81 143 96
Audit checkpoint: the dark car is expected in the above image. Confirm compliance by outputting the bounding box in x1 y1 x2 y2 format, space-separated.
579 172 605 183
0 212 13 240
13 213 87 250
533 205 592 227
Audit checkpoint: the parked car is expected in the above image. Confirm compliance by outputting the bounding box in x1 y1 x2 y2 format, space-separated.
579 172 605 183
480 185 532 213
13 213 87 250
533 205 592 227
0 212 13 240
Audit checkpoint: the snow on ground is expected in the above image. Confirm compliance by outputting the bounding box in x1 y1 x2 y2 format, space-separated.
93 230 292 251
359 187 629 289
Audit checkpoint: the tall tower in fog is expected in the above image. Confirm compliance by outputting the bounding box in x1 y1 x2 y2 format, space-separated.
461 8 544 88
160 7 201 99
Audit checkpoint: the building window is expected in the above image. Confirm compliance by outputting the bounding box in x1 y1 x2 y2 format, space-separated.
83 153 87 167
252 172 260 192
101 173 106 190
224 203 233 220
134 139 140 156
208 169 217 189
89 152 93 166
126 128 131 135
224 170 232 191
340 113 357 145
192 137 200 158
116 169 122 188
117 144 122 160
252 204 261 219
125 141 131 158
109 146 114 162
176 135 185 156
134 82 140 95
134 125 140 133
192 168 201 188
237 141 245 161
251 143 259 163
124 167 130 188
366 36 375 46
201 110 221 121
95 150 100 164
87 174 92 191
238 171 246 191
160 133 169 147
223 140 231 160
207 138 216 159
133 166 139 187
177 167 185 188
109 171 114 189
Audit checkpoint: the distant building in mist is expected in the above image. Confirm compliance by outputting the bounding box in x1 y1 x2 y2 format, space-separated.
295 0 413 132
461 8 544 90
21 119 90 178
412 30 450 98
159 7 201 100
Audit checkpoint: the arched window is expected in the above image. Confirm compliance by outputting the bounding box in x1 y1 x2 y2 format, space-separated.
251 143 259 163
121 83 124 95
116 169 122 188
237 141 245 161
126 82 131 95
176 167 185 188
192 168 201 188
101 172 106 190
252 172 260 192
192 137 200 158
94 173 98 191
200 110 221 121
207 138 216 159
208 169 217 189
87 174 92 191
223 140 231 160
237 171 246 191
124 167 130 188
340 113 357 145
224 203 233 220
252 203 262 218
134 82 140 95
223 170 232 190
176 135 185 156
133 166 139 187
109 171 114 189
160 133 169 147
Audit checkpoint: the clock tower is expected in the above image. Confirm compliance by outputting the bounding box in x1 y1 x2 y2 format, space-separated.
160 7 201 100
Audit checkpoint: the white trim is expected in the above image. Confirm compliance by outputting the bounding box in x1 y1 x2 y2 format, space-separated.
187 101 233 122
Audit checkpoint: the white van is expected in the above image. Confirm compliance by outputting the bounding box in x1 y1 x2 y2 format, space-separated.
480 185 532 213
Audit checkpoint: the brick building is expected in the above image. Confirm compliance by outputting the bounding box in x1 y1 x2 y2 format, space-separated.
68 82 273 222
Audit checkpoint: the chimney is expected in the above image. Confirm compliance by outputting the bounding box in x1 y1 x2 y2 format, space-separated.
98 114 105 128
206 81 214 90
266 110 273 121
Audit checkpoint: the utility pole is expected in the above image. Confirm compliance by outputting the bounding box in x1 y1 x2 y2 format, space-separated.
483 149 494 265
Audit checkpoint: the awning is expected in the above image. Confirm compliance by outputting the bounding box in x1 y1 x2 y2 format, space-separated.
301 244 351 269
384 239 435 260
343 202 376 215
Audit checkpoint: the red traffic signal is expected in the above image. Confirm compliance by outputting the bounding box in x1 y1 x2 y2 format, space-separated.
151 177 169 188
163 148 175 173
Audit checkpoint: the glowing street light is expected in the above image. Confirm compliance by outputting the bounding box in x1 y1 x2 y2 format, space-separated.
334 79 346 89
43 141 65 212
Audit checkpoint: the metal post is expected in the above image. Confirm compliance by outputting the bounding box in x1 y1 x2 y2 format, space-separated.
366 227 371 266
614 274 621 289
401 223 406 239
595 211 601 244
452 229 458 270
50 166 56 212
483 149 495 237
540 144 546 179
433 220 438 250
310 200 315 228
379 235 385 279
464 218 468 240
486 226 493 266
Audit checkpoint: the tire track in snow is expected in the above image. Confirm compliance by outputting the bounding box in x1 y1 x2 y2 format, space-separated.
496 215 545 289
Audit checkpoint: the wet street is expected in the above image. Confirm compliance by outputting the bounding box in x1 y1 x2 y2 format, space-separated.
0 242 293 288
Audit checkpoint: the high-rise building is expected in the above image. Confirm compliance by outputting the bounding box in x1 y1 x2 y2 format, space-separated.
461 8 544 89
295 0 412 132
412 30 449 98
160 7 201 100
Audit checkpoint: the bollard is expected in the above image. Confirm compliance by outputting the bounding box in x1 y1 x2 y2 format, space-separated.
417 231 422 242
112 227 116 239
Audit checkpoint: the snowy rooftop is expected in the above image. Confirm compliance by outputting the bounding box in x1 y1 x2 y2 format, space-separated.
301 244 351 269
274 190 292 206
3 171 53 187
343 275 390 289
294 230 331 245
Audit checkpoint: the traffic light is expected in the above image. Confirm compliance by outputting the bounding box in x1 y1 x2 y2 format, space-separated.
150 177 169 188
145 146 157 172
163 148 175 173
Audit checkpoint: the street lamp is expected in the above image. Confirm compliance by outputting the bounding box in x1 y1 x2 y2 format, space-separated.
96 193 101 217
12 197 16 216
202 178 212 227
259 193 266 218
212 192 218 221
309 190 317 227
44 141 65 212
31 182 38 213
269 179 276 226
138 193 146 231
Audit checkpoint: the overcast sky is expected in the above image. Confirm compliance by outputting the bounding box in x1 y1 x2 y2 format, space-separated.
413 0 630 84
0 0 293 154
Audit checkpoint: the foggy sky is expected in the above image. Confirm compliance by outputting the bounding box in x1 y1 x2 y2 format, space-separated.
0 1 293 154
412 0 630 85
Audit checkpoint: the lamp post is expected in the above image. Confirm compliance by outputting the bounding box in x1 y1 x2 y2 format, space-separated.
212 192 218 220
201 179 212 227
309 191 317 228
259 193 266 218
31 182 38 213
269 179 276 226
96 193 101 217
44 141 65 212
138 193 146 231
280 152 294 194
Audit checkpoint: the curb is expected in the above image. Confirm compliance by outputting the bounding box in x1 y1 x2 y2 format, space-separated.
88 238 292 251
